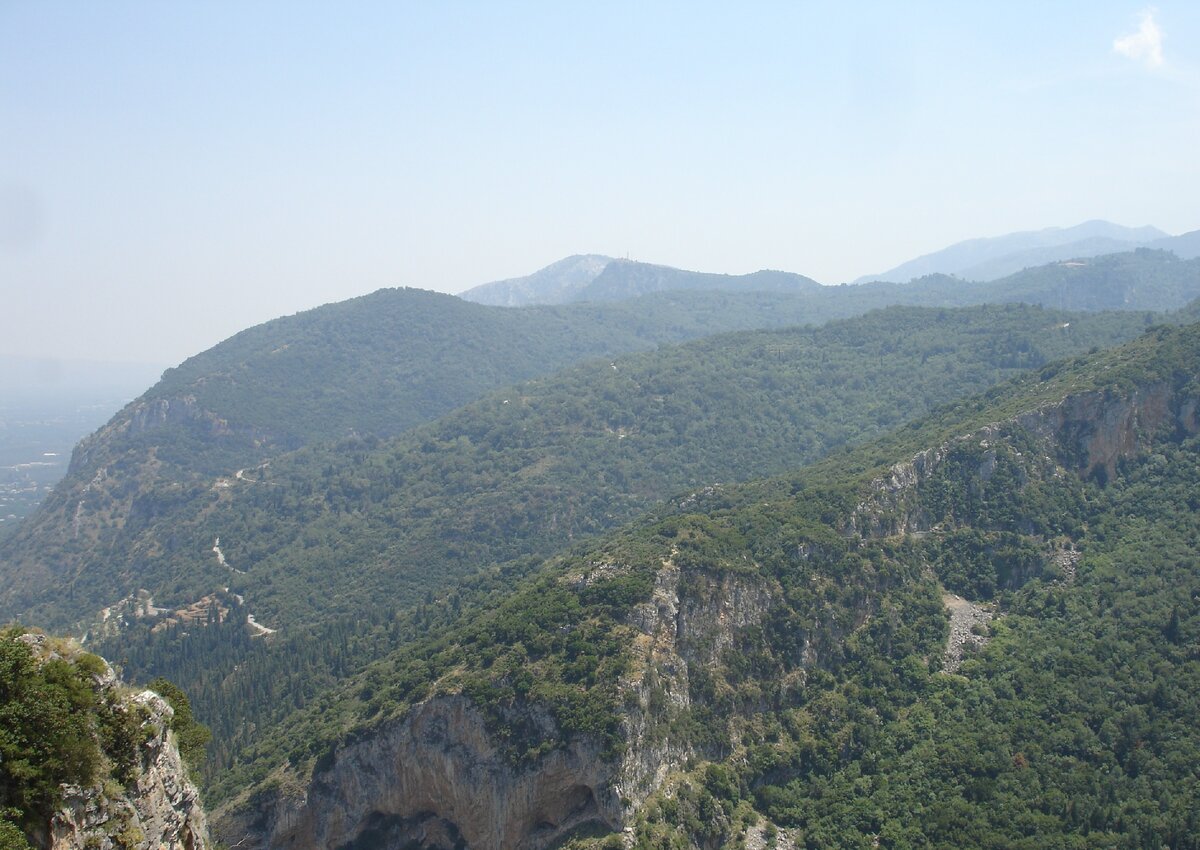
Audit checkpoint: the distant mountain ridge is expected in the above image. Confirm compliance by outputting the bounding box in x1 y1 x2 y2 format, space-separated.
460 257 820 307
578 260 821 302
858 220 1174 283
461 222 1200 306
1154 228 1200 260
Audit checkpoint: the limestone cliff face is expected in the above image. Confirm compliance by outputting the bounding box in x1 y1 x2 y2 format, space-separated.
17 635 210 850
618 560 777 806
44 690 210 850
218 559 789 850
220 696 619 850
847 382 1198 538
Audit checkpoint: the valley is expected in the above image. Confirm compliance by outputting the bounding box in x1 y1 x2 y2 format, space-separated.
0 397 143 536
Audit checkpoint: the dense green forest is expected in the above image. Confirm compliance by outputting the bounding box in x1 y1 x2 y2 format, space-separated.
66 305 1149 767
147 285 837 445
211 321 1200 848
5 249 1196 625
95 248 1200 448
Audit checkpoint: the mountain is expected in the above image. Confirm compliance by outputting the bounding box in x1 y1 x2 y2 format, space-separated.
144 284 807 448
457 254 614 306
950 235 1163 281
3 254 1200 848
213 319 1200 849
574 260 822 302
3 251 1200 794
6 304 1159 781
4 251 1198 627
857 220 1168 283
460 257 821 307
961 248 1200 311
7 246 1191 601
1152 228 1200 260
0 285 896 583
3 250 1200 746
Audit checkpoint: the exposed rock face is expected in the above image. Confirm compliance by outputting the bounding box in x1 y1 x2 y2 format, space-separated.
69 395 278 477
942 592 993 673
47 691 209 850
229 697 618 850
619 560 782 804
215 559 787 850
1017 383 1176 483
16 635 210 850
848 383 1198 539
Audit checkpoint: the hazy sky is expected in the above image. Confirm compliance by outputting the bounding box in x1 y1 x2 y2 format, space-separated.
3 2 1199 365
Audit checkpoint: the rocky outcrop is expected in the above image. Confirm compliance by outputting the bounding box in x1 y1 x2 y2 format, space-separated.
619 559 780 804
16 634 210 850
941 593 993 673
848 382 1199 538
69 395 279 477
1015 383 1178 483
46 690 209 850
214 558 788 850
222 697 618 850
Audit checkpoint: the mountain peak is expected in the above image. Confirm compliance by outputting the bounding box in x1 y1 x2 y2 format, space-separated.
460 256 822 307
457 254 615 307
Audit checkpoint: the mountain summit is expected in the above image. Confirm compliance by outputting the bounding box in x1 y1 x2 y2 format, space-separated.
457 255 614 306
460 256 821 306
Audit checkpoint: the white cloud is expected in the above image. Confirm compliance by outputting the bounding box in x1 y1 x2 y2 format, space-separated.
1113 9 1164 69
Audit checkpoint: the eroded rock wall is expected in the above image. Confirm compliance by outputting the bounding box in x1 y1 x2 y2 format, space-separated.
247 697 618 850
16 635 210 850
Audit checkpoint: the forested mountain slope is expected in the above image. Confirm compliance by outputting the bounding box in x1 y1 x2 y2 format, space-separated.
216 320 1200 850
0 286 915 623
5 249 1196 621
3 253 1199 790
15 304 1160 778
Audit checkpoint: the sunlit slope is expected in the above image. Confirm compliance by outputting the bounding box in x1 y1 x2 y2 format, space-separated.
71 304 1157 775
218 319 1200 849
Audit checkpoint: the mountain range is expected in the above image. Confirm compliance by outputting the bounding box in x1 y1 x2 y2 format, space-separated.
456 222 1200 309
857 219 1200 283
459 256 822 307
2 239 1200 849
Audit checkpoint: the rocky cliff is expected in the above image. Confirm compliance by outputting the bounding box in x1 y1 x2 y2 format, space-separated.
847 380 1197 540
11 633 211 850
215 551 874 850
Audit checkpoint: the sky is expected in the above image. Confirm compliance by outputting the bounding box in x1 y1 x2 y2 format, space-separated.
3 2 1199 365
